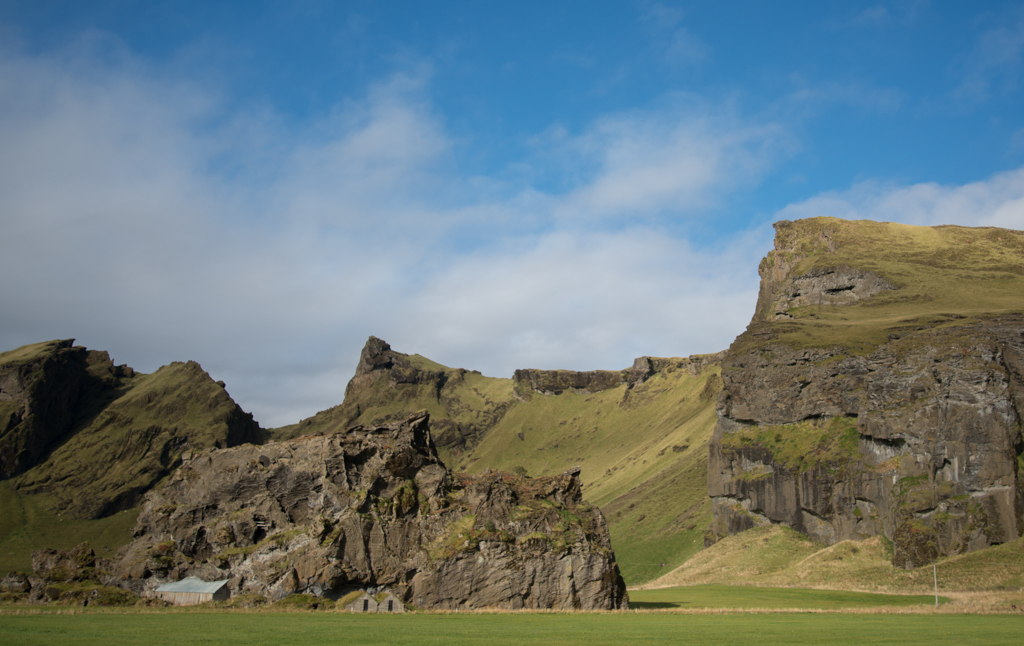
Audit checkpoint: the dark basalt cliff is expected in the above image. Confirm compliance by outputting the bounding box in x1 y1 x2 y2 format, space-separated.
0 340 119 479
113 413 627 610
707 219 1024 567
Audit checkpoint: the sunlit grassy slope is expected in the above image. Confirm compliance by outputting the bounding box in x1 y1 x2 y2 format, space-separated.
644 525 1024 594
746 218 1024 354
443 360 722 586
16 360 256 519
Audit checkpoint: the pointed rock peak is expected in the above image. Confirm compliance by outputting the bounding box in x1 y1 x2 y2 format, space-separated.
356 336 394 376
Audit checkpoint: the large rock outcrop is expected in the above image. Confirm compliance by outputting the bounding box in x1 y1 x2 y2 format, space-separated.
114 412 627 610
708 218 1024 567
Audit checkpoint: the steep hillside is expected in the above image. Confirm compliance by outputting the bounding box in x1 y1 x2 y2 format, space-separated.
281 338 723 585
16 359 263 519
458 356 722 586
709 218 1024 567
0 339 263 574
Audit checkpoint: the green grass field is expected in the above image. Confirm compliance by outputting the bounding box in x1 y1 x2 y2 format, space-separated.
2 612 1023 646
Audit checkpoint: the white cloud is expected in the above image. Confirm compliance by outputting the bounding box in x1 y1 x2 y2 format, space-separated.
399 228 765 376
0 36 780 427
776 167 1024 230
547 101 789 220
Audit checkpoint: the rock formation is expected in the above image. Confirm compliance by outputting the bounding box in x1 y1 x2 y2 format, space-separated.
0 340 119 479
275 337 515 452
114 412 627 610
708 218 1024 567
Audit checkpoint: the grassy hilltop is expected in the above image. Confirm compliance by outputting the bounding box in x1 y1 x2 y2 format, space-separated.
743 217 1024 353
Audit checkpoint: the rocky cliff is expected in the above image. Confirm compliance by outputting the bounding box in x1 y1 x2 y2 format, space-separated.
707 218 1024 567
114 412 627 610
0 340 123 479
274 337 516 452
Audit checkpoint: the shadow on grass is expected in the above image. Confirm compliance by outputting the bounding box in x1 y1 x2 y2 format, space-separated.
629 601 689 609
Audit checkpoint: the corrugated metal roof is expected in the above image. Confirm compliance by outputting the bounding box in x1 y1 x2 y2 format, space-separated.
155 577 229 594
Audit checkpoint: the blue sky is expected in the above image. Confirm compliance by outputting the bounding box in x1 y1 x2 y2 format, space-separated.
2 1 1023 426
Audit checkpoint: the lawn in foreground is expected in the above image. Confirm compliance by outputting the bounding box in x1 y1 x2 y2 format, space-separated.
628 585 947 609
2 612 1022 646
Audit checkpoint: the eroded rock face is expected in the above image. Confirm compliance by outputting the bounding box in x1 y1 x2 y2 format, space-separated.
513 369 625 396
114 413 627 610
768 266 894 320
707 222 1024 568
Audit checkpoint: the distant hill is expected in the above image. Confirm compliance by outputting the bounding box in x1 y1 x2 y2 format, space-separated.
3 216 1022 592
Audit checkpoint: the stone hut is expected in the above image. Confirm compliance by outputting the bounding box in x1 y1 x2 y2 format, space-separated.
375 591 405 613
343 591 378 613
342 589 405 613
154 577 230 606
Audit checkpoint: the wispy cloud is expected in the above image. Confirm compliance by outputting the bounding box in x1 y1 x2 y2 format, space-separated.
639 2 710 67
780 76 904 115
951 6 1024 106
539 99 790 222
776 167 1024 229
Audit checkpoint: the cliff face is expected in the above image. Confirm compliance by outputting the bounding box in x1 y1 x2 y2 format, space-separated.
0 340 115 478
114 412 627 610
707 218 1024 567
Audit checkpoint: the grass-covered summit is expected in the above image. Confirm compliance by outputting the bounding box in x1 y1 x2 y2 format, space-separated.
745 217 1024 353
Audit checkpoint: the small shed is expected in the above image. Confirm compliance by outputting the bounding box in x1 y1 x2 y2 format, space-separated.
154 577 230 606
343 591 378 613
375 591 405 613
